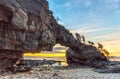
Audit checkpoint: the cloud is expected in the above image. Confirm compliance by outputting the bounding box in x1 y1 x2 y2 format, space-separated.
64 2 71 8
83 0 93 8
62 0 93 9
116 10 120 14
72 0 93 8
100 40 120 45
71 28 106 34
92 32 120 41
53 47 67 51
100 0 120 13
70 22 120 43
70 23 105 34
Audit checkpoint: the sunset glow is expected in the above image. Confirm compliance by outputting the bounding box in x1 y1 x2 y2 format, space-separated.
100 40 120 56
24 52 66 57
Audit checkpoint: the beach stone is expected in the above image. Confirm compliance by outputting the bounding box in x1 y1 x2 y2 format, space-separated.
53 73 58 77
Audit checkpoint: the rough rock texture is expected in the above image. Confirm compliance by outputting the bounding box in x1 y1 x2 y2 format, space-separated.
66 45 108 66
0 0 57 52
0 0 107 72
0 49 23 72
95 62 120 73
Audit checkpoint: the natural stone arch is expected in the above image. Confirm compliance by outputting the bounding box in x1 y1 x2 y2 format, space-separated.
0 0 107 72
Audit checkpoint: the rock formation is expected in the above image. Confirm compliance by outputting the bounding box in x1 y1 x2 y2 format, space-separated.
66 45 108 67
0 0 107 72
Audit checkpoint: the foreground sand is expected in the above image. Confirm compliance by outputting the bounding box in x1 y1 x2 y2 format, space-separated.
1 67 120 79
1 56 120 79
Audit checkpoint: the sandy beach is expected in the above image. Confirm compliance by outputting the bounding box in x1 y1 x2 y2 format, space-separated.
0 55 120 79
1 56 120 79
0 67 120 79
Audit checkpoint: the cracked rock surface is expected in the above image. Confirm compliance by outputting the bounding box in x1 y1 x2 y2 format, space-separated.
0 0 107 72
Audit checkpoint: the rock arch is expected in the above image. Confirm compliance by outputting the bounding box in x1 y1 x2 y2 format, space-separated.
0 0 107 72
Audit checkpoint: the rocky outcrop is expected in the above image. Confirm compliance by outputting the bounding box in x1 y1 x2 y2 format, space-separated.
0 49 23 73
0 0 107 72
95 62 120 73
66 45 108 66
0 0 57 52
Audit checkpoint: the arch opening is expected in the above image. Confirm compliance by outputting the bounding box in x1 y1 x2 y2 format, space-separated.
23 44 68 67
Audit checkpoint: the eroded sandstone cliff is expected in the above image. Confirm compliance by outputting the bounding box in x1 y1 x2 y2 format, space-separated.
0 0 107 72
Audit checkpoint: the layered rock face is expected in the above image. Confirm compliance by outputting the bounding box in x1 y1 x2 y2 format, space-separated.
0 0 57 52
0 0 107 72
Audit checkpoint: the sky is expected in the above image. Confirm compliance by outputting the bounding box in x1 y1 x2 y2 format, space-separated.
47 0 120 55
